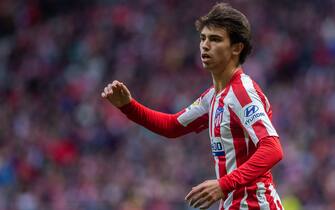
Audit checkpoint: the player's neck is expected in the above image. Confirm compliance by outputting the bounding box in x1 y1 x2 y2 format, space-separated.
212 62 240 94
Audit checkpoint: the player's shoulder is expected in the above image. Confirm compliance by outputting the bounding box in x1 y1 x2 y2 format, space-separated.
229 72 253 94
191 86 215 108
227 72 267 108
230 72 250 86
230 72 264 95
199 86 215 100
186 86 214 111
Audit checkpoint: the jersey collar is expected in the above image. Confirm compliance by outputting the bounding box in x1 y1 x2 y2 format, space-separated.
214 67 244 97
228 67 244 85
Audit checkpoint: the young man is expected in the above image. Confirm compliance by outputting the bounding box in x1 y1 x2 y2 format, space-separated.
102 3 284 210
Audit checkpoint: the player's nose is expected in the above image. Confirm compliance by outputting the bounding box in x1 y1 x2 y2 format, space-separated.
201 40 210 51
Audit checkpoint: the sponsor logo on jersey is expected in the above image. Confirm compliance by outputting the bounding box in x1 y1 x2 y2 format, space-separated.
244 104 265 126
211 139 225 156
244 105 259 117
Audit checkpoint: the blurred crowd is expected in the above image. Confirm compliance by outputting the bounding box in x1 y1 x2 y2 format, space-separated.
0 0 334 210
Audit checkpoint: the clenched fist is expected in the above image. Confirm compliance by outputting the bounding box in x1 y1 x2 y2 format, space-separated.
101 80 132 107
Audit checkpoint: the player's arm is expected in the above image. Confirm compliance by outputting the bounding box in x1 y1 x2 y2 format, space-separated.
218 83 284 195
218 136 283 194
101 80 208 138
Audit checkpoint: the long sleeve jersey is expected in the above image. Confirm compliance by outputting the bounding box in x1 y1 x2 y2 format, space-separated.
120 68 284 210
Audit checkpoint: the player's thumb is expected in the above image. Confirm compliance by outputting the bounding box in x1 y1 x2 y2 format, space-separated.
120 83 131 97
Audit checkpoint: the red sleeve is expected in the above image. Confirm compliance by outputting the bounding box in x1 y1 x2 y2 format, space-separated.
218 136 283 194
119 99 208 138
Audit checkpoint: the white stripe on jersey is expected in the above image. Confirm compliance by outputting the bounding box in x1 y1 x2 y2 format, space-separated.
256 182 270 210
214 156 220 178
240 74 278 137
219 90 237 173
243 129 250 156
226 74 278 145
225 87 262 145
240 188 249 210
269 184 283 210
177 88 214 126
223 191 235 209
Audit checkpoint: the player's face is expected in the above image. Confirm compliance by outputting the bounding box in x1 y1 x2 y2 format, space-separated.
200 26 234 72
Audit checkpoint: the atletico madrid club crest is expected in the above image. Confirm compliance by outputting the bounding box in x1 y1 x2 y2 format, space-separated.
214 106 224 127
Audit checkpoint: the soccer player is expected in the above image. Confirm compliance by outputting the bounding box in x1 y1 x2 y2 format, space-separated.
102 3 284 210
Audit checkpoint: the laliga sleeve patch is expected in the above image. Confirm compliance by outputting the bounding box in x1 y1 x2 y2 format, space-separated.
186 97 201 111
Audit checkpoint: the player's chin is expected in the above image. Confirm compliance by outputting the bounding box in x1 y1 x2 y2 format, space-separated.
202 62 214 71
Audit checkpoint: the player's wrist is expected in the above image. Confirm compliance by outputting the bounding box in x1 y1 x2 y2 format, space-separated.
218 176 234 196
119 98 135 111
115 97 132 108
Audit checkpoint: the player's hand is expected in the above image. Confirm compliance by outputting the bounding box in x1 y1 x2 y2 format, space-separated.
185 179 224 209
101 80 132 107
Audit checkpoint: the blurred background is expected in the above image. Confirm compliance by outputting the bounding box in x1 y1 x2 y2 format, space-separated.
0 0 334 209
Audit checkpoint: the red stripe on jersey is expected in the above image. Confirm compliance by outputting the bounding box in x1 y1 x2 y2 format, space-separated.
230 188 245 209
228 107 248 167
219 200 225 210
277 200 283 210
209 95 216 138
232 76 252 107
252 120 270 142
218 156 227 177
214 88 229 137
265 183 278 210
246 186 260 210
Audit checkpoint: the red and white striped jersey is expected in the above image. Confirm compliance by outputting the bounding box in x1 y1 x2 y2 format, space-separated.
177 68 283 210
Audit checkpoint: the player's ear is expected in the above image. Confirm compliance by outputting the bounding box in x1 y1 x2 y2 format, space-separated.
232 42 244 56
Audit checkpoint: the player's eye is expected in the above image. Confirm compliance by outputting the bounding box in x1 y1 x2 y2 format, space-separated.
210 37 222 42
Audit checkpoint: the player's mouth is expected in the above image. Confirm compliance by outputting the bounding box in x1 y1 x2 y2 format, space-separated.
201 53 212 62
